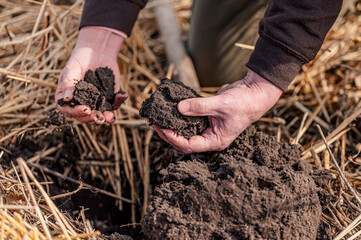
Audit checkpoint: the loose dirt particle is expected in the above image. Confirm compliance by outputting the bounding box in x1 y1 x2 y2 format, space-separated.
109 233 133 240
45 109 66 126
139 78 209 139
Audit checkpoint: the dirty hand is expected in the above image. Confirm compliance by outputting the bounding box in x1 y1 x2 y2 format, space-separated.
153 70 283 153
55 27 127 124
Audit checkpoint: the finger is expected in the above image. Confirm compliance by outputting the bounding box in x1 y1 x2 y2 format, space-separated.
76 111 105 124
112 91 128 110
57 105 91 118
178 96 222 117
57 60 83 101
103 111 115 123
153 128 186 152
75 115 93 123
153 127 222 153
162 128 229 153
93 111 106 124
160 129 195 154
152 125 169 142
55 85 76 103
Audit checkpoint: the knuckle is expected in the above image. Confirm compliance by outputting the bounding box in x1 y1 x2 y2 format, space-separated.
222 97 232 106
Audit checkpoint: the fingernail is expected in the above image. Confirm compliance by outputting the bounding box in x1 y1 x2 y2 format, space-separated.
63 88 74 100
178 101 190 114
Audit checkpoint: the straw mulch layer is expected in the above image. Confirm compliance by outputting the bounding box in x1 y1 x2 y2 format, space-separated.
0 0 360 239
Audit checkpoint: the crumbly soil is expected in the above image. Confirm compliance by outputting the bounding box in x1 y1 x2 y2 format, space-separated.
58 67 118 112
142 126 323 240
45 109 65 126
46 67 120 126
139 78 209 139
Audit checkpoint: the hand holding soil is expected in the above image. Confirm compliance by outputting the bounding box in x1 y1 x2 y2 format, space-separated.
140 78 209 139
152 70 283 153
55 27 127 124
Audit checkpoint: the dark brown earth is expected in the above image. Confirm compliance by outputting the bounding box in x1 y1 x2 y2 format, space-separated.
46 67 120 126
139 78 209 139
45 109 65 126
58 67 118 112
109 233 134 240
141 126 324 240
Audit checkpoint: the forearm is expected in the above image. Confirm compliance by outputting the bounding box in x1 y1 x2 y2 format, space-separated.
247 0 343 91
75 27 124 58
80 0 148 36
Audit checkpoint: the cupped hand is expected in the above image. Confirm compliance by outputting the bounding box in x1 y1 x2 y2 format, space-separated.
55 27 128 124
153 70 283 153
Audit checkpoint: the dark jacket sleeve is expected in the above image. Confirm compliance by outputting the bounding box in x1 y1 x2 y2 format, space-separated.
80 0 147 36
246 0 343 91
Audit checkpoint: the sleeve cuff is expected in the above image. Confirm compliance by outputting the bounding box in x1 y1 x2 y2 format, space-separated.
246 37 305 92
82 26 128 39
80 0 144 36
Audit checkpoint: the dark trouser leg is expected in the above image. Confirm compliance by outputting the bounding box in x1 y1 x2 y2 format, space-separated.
187 0 268 87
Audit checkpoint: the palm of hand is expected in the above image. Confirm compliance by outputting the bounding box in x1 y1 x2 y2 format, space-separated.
55 47 126 124
153 71 282 153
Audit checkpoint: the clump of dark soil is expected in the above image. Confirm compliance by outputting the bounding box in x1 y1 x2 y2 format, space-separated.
142 126 323 240
139 78 209 139
45 109 66 126
58 67 118 112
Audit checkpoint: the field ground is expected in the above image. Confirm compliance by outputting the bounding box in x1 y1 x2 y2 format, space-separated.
0 0 361 239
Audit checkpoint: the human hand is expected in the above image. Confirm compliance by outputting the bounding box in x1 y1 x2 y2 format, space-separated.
153 70 283 153
55 27 128 124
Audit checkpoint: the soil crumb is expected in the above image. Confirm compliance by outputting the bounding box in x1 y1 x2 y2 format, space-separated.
109 233 133 240
139 78 209 139
142 126 322 240
45 109 66 126
58 67 116 112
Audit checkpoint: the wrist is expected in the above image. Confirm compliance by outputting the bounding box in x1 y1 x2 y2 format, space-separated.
244 70 283 99
240 70 282 122
75 27 125 58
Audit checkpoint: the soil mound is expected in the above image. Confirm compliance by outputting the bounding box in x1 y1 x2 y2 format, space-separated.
139 78 209 139
142 126 322 240
58 67 118 112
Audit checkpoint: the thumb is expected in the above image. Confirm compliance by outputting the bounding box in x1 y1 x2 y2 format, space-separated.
178 97 220 117
57 60 83 101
